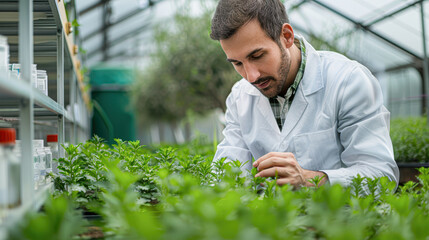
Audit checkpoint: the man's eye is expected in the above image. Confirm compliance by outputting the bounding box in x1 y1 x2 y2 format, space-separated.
233 62 242 66
252 54 263 59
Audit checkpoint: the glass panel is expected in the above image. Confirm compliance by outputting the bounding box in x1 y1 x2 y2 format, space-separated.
87 53 103 67
385 68 422 118
284 0 302 9
349 31 412 71
108 34 148 60
363 0 418 25
289 2 354 42
110 0 142 22
75 0 101 13
79 7 104 38
108 11 151 42
317 0 415 23
372 6 424 58
81 34 103 57
318 0 381 21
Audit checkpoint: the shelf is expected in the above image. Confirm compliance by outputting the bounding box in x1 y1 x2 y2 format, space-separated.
0 183 53 240
0 116 88 133
0 71 71 119
0 0 90 234
0 73 32 100
34 89 70 118
0 0 91 110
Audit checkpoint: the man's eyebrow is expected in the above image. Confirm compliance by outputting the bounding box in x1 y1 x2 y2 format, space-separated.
227 58 239 63
226 48 264 63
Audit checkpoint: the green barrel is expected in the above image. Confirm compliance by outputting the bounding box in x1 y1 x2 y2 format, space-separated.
90 66 136 145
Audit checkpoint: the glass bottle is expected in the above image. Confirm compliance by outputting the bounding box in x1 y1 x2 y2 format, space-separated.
36 70 48 96
33 140 44 189
44 147 52 184
47 134 59 174
0 35 9 73
0 128 19 223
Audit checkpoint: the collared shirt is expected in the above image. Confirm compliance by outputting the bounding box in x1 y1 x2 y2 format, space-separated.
269 36 307 131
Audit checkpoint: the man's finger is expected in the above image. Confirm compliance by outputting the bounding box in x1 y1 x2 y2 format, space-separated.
257 156 296 171
253 152 293 168
252 152 273 167
255 166 292 178
276 177 302 187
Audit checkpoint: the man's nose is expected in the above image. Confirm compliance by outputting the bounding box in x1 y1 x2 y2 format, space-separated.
244 63 261 83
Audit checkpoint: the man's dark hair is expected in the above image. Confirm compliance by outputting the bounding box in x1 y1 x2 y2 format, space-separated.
210 0 289 41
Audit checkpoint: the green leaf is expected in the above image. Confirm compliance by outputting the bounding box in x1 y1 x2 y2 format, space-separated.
71 19 79 27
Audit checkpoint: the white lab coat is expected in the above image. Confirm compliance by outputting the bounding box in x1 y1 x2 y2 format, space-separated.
214 38 399 186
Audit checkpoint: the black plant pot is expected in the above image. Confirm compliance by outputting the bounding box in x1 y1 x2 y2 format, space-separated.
397 162 429 184
82 211 103 221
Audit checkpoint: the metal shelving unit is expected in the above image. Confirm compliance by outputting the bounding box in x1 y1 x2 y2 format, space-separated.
0 0 91 237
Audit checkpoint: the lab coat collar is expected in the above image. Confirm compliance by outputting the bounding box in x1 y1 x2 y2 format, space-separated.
280 38 323 137
243 81 260 96
300 37 324 96
242 37 324 97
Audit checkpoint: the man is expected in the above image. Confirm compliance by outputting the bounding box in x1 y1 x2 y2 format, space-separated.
210 0 399 187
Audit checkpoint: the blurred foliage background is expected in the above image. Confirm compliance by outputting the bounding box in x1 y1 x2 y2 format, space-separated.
390 117 429 163
132 1 239 128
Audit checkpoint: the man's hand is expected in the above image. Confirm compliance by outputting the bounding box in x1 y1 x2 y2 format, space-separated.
252 152 328 187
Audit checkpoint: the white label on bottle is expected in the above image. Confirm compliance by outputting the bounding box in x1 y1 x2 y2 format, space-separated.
0 160 8 205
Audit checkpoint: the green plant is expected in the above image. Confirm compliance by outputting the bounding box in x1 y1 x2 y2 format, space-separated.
41 137 429 239
71 19 80 36
390 117 429 162
52 143 85 193
50 136 110 207
7 195 86 240
307 175 326 188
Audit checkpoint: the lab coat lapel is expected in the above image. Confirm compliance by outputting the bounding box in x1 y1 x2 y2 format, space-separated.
281 37 323 138
281 87 307 137
257 95 281 134
243 81 281 134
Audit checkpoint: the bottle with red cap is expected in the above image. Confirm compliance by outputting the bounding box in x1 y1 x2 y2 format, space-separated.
0 128 20 222
46 134 58 174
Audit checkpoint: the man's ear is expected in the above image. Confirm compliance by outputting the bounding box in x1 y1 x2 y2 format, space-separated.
281 23 294 48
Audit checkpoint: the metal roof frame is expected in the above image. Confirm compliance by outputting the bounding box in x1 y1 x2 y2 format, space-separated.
77 0 161 62
82 3 155 42
292 0 429 122
363 0 421 27
78 0 107 17
86 21 151 60
308 0 423 61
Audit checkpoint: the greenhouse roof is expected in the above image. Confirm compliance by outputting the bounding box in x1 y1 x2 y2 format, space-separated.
75 0 429 75
285 0 429 75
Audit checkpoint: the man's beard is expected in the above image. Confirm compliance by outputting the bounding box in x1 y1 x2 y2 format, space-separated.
253 44 290 98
